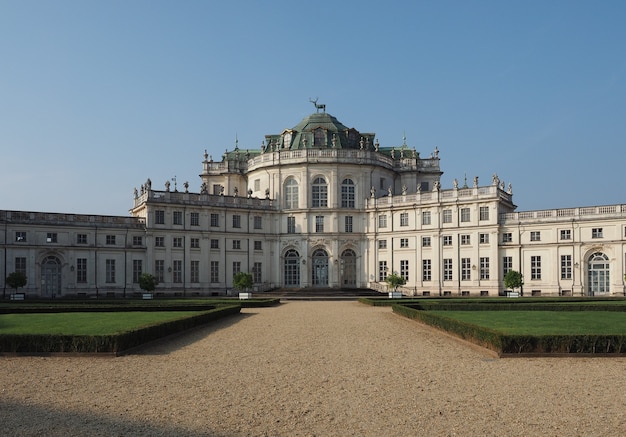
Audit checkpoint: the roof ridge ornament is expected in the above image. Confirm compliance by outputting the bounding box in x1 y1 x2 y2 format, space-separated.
309 97 326 113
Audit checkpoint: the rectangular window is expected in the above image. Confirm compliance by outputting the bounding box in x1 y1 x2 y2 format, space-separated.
253 216 263 229
461 234 471 245
422 236 431 247
560 229 571 240
345 216 353 233
15 231 26 242
15 257 26 274
155 210 165 224
254 179 260 192
190 212 200 226
503 256 513 275
561 255 572 280
254 240 262 251
253 262 262 283
460 208 470 223
400 260 409 281
530 231 541 242
77 233 87 244
379 261 388 282
106 235 116 245
379 214 387 228
443 259 453 281
378 240 387 249
531 255 541 280
155 260 164 282
422 211 431 225
443 235 452 246
190 238 200 249
422 259 431 281
479 206 489 221
592 228 603 238
173 211 183 225
210 213 219 227
132 236 142 246
379 177 386 190
191 260 200 283
233 240 241 250
502 232 513 243
210 239 219 249
232 261 241 276
479 233 489 244
315 216 324 233
105 259 116 283
420 181 429 191
461 258 471 281
442 209 452 224
213 184 221 195
46 233 57 243
400 238 409 248
155 236 165 247
76 258 87 283
480 257 490 280
210 261 219 283
132 259 143 283
232 214 241 229
287 216 296 234
173 260 182 283
173 237 183 248
400 212 409 227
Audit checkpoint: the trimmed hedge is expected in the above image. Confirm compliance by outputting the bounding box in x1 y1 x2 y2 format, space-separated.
0 304 241 355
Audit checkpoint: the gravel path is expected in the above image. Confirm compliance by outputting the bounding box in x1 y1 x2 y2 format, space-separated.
2 301 626 436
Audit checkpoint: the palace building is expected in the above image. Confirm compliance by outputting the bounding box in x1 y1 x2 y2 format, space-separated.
2 108 625 298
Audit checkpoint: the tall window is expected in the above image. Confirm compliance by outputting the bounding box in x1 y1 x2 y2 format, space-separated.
460 208 470 222
284 178 299 209
503 256 513 275
379 261 388 281
400 212 409 227
422 211 431 225
190 212 199 226
461 258 471 280
379 214 387 228
588 252 609 295
76 258 87 283
132 259 142 283
253 262 262 283
422 259 432 281
155 260 164 282
210 213 219 227
173 211 183 225
15 257 26 274
232 261 241 275
531 256 541 280
400 260 409 281
314 128 326 146
210 261 220 283
341 179 355 208
561 255 572 280
155 210 165 224
253 216 262 229
479 206 489 221
442 209 452 224
443 259 453 281
345 216 353 233
232 215 241 228
173 260 182 283
315 216 324 233
311 177 328 207
105 259 116 283
480 257 490 280
287 216 296 234
254 240 262 251
191 260 200 283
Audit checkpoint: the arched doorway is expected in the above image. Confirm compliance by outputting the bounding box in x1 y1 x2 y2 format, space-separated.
41 256 62 298
284 249 300 286
341 249 357 288
312 248 329 286
588 252 609 296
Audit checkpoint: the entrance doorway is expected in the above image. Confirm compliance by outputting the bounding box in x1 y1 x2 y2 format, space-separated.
284 249 300 286
588 252 609 296
41 256 61 297
341 249 357 287
312 248 329 286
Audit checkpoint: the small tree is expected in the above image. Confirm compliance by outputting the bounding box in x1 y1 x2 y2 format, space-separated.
138 273 158 293
385 272 406 292
233 272 253 293
504 270 524 294
6 272 27 295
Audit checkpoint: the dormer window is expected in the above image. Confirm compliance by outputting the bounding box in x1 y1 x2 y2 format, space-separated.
283 132 292 149
314 128 326 147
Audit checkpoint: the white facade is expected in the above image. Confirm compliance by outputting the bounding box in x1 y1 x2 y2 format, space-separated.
2 110 625 298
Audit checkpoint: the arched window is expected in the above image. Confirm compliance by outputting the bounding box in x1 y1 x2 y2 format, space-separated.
284 249 300 286
341 249 357 287
311 177 328 208
312 248 329 286
314 128 326 147
284 178 299 209
588 252 610 296
341 178 355 208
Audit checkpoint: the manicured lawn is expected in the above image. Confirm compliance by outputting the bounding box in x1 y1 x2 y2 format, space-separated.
432 311 626 335
0 311 206 335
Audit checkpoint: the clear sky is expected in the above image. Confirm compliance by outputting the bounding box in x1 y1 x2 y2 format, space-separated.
1 0 625 215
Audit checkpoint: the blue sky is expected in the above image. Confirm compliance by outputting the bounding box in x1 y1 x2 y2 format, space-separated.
1 0 625 215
